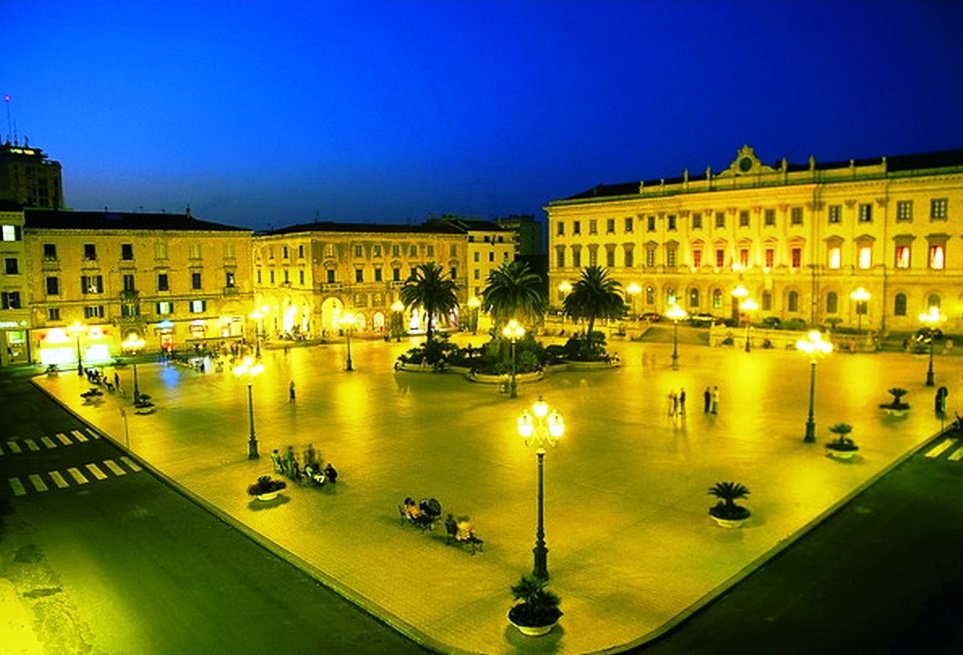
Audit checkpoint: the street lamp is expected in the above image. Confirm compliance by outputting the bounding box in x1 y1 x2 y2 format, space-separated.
850 287 870 336
666 304 687 370
391 300 405 341
503 319 525 398
625 283 641 317
121 334 145 404
919 306 943 387
340 312 357 371
739 298 758 352
467 296 481 334
731 284 748 326
558 281 572 331
796 330 833 443
67 321 87 375
516 395 564 581
233 356 264 459
249 308 264 358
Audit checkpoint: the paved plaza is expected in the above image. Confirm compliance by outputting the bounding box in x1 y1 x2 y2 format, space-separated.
33 335 960 654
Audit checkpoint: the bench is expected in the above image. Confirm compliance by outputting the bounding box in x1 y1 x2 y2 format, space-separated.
444 517 484 555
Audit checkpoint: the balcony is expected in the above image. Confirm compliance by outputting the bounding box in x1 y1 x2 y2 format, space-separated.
318 282 343 292
223 286 240 296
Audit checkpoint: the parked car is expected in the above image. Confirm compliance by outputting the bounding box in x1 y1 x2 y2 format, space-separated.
689 313 723 327
915 327 944 343
639 311 662 322
761 316 782 329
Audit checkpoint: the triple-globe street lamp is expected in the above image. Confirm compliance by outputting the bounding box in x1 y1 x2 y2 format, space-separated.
919 306 944 387
503 319 525 398
666 304 687 370
67 321 87 375
390 300 406 341
850 287 871 336
121 334 145 404
739 298 758 352
249 308 265 358
340 312 358 371
233 356 264 459
516 395 565 580
797 330 833 443
625 283 641 317
467 296 481 334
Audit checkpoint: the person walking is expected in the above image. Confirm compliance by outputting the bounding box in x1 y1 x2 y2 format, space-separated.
703 386 712 414
667 391 677 418
270 449 282 474
289 380 296 403
679 388 686 416
711 386 720 414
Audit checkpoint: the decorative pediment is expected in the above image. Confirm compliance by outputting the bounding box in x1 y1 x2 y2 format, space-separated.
717 145 779 178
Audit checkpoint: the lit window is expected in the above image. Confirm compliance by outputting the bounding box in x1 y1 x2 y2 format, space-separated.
190 300 206 313
828 247 841 269
692 250 702 268
765 248 774 268
895 246 910 269
858 246 872 269
930 245 945 269
791 248 802 269
1 225 18 241
715 249 725 268
739 249 749 267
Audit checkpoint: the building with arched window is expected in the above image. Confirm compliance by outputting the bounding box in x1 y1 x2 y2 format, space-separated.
546 145 963 335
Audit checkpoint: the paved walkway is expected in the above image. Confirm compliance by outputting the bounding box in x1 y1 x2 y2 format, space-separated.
32 337 959 654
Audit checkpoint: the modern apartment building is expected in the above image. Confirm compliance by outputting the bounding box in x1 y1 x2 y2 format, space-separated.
0 141 64 209
546 145 963 335
23 209 253 366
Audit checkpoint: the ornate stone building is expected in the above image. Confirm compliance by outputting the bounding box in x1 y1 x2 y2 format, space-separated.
546 145 963 335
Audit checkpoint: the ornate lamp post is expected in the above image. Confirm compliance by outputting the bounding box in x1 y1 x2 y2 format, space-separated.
558 281 572 331
796 330 833 443
390 300 405 341
919 306 943 387
233 356 264 459
249 308 264 358
467 295 481 334
625 283 641 317
340 312 357 371
731 284 748 326
666 304 687 370
67 321 87 375
516 395 564 580
739 298 758 352
121 334 145 404
503 319 525 398
850 287 870 335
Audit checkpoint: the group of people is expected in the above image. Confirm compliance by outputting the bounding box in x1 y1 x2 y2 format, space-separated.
271 444 338 487
665 386 721 418
403 496 441 528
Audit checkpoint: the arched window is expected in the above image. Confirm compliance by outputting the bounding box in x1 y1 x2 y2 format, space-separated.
688 288 700 308
826 291 838 314
894 293 907 316
788 290 799 312
712 288 723 310
645 286 655 305
927 294 941 309
665 287 677 305
762 290 772 311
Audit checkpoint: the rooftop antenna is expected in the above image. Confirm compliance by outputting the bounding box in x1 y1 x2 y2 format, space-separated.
3 95 11 144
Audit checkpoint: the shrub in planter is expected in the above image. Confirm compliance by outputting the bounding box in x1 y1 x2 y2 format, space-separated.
508 574 562 635
826 423 858 456
879 388 910 412
247 475 286 497
707 481 751 522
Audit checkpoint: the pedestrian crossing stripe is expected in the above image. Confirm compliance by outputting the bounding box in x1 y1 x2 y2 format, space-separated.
6 459 142 496
41 436 56 449
56 433 71 445
8 441 21 454
85 463 107 480
950 447 963 462
67 467 87 484
49 471 69 489
71 430 88 443
86 428 100 440
925 438 957 458
120 456 141 472
10 478 25 496
25 438 39 452
28 474 48 493
103 459 125 476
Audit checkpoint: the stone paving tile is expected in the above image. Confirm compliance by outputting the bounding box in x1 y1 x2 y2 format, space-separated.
33 337 959 655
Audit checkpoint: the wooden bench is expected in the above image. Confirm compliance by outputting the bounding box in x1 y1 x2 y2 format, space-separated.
444 517 484 555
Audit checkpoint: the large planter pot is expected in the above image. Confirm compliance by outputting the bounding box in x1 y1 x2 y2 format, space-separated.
254 491 279 501
710 515 748 528
881 407 908 417
826 447 858 460
508 611 557 637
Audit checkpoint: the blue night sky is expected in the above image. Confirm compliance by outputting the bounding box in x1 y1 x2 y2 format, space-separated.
5 0 963 231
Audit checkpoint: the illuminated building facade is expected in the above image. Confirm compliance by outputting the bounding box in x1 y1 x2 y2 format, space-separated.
23 209 253 367
0 200 30 365
253 222 469 338
546 145 963 335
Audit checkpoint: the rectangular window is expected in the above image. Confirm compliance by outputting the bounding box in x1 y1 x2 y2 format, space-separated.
326 270 336 284
409 245 417 258
715 249 725 268
572 221 581 235
1 225 19 241
283 270 289 284
299 245 306 258
858 246 872 269
352 245 363 258
392 268 400 281
225 271 236 288
828 205 841 224
895 245 911 269
692 213 703 229
791 248 802 269
667 215 677 231
391 245 400 257
791 207 803 225
606 218 615 234
1 291 20 309
828 247 841 269
190 300 206 313
426 245 434 258
896 201 913 222
123 274 135 291
121 243 134 260
191 272 202 290
588 219 597 235
269 270 275 284
647 216 656 232
83 305 104 319
556 221 565 236
930 245 945 269
624 217 633 233
157 273 169 291
84 244 97 261
572 250 581 267
155 242 168 260
46 276 59 295
355 269 364 283
473 269 480 280
189 243 201 260
43 243 57 260
666 247 677 268
48 308 60 321
765 248 775 268
588 249 597 267
374 268 382 282
81 275 104 294
931 198 948 220
450 267 457 279
4 258 18 274
282 246 289 259
739 210 750 227
715 212 726 228
739 249 749 267
858 203 873 222
156 301 174 315
764 209 776 226
624 249 633 267
645 249 655 267
690 250 700 268
606 250 615 267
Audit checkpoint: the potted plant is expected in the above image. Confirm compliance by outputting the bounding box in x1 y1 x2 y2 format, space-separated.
507 574 562 637
247 475 286 501
879 387 910 417
707 481 751 528
825 423 859 460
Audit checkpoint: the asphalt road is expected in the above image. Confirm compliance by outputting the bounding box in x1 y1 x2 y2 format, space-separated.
0 370 430 655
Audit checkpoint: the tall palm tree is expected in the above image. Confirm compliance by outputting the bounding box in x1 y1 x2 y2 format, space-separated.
562 265 626 336
481 260 548 330
399 262 459 344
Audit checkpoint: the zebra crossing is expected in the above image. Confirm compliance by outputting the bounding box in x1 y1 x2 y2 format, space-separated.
3 428 143 496
924 437 963 462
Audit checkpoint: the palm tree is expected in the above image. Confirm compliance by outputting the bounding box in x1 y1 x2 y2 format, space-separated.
399 262 459 344
481 261 548 330
707 481 751 520
562 265 626 336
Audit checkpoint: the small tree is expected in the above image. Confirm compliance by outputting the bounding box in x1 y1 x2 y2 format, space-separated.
826 423 858 452
707 481 751 521
508 574 562 628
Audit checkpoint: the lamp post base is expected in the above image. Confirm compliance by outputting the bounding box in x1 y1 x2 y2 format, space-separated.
509 379 518 398
925 370 935 387
533 545 549 581
804 419 816 443
248 438 260 459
